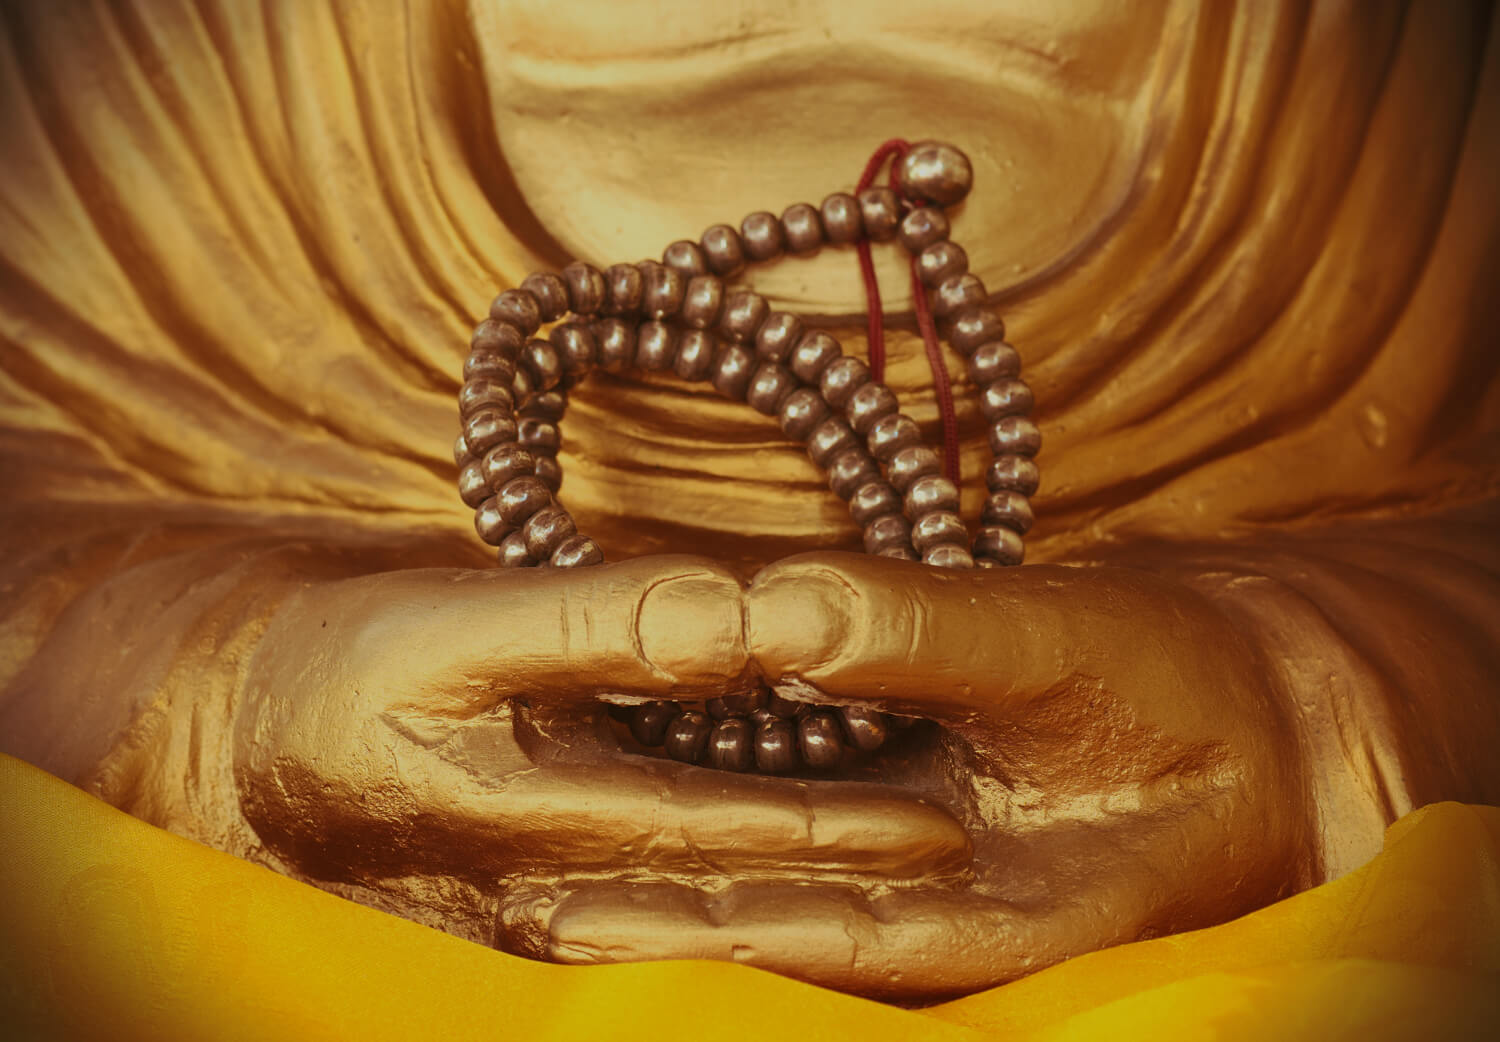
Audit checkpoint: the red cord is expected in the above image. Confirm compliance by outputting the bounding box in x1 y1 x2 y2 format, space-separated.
855 140 962 486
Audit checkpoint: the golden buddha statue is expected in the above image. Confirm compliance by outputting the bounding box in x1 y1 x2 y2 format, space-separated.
1 0 1497 1010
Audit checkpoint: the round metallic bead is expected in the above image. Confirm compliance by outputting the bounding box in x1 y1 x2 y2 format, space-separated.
767 691 808 719
551 533 604 568
549 323 597 375
807 416 859 468
520 339 564 391
898 207 950 253
746 363 798 417
707 689 768 719
517 417 560 455
534 454 562 493
639 261 686 320
932 273 987 320
561 262 606 315
839 707 889 752
778 387 832 441
471 317 524 359
828 448 882 500
844 381 899 436
630 701 679 746
917 240 969 287
904 474 961 518
819 356 871 410
462 409 518 456
482 443 537 490
754 312 803 362
520 272 569 322
849 480 902 525
911 510 968 554
523 503 577 559
458 459 489 507
781 202 824 255
523 390 567 422
866 413 923 462
740 211 786 262
489 289 541 334
705 718 756 772
897 141 974 207
664 710 712 763
593 317 634 374
887 444 942 494
603 263 643 316
497 529 536 568
820 192 863 244
948 308 1007 354
974 525 1025 566
981 490 1035 534
720 291 769 344
674 329 717 382
496 475 552 526
680 275 725 330
458 377 514 418
987 416 1043 457
985 455 1041 496
798 712 844 769
511 366 533 401
473 495 511 546
453 431 472 467
711 343 757 400
789 330 842 383
635 321 678 372
863 512 913 555
878 544 921 562
979 378 1035 420
924 544 976 569
754 719 799 773
464 349 517 386
857 186 900 241
968 341 1022 385
662 239 709 279
700 224 746 278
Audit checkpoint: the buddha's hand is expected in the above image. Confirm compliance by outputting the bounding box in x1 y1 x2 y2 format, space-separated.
234 552 1308 1001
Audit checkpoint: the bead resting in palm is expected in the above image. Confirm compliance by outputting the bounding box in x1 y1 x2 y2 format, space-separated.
1 0 1498 1010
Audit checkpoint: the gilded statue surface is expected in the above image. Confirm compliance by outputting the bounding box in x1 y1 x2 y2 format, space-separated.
1 0 1497 1004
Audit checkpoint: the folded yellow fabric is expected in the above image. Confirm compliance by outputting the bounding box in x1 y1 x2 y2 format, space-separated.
1 754 1497 1041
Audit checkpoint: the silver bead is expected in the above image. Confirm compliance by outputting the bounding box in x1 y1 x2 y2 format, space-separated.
798 713 844 769
711 343 756 400
827 448 881 500
897 141 974 207
497 475 552 526
947 308 1007 354
857 187 900 241
705 718 755 772
844 381 898 435
778 388 832 440
458 459 490 507
549 323 597 374
521 339 564 391
463 409 518 456
849 480 902 524
459 377 514 418
781 203 824 254
968 341 1021 384
839 707 889 751
898 207 949 253
550 533 604 568
664 710 712 763
604 263 643 315
630 701 679 746
917 240 968 287
740 211 785 262
820 192 863 244
866 413 923 461
471 318 524 359
933 273 987 320
754 312 803 362
482 443 537 490
974 525 1025 566
985 455 1041 496
639 261 685 320
700 224 746 278
521 272 569 321
754 719 799 773
561 262 605 315
911 510 967 554
819 356 871 410
517 417 560 454
489 289 541 334
863 512 912 554
979 378 1034 420
523 503 577 558
635 321 678 372
663 239 708 279
789 331 841 383
888 445 942 493
981 490 1035 534
674 329 717 382
746 363 797 416
474 495 511 545
987 416 1042 457
464 348 516 385
497 529 536 568
534 454 562 493
719 291 769 344
904 474 961 517
593 317 634 373
807 416 858 467
924 544 975 569
680 275 724 330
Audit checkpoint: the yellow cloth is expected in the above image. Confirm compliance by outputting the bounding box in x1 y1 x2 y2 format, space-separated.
1 755 1496 1042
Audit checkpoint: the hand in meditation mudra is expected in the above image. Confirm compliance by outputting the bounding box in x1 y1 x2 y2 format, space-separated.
1 0 1497 1004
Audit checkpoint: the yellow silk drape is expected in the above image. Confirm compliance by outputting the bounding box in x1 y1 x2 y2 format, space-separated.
1 754 1495 1042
